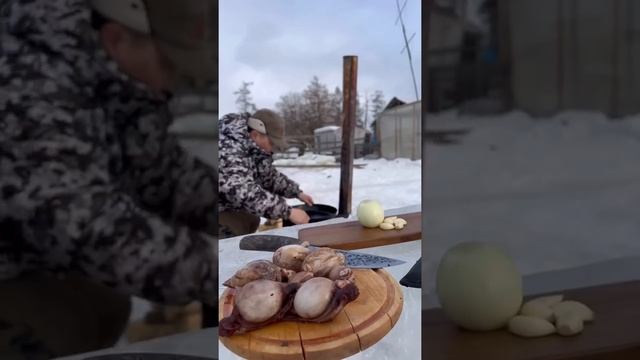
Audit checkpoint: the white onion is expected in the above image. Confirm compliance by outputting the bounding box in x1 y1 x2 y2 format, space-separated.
436 242 523 331
357 200 384 228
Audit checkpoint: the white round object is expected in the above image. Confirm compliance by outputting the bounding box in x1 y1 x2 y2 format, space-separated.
235 280 283 323
436 242 523 331
294 277 333 318
357 200 384 228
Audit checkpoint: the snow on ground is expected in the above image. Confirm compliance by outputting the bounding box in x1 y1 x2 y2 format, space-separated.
424 109 640 298
279 157 422 215
273 153 337 166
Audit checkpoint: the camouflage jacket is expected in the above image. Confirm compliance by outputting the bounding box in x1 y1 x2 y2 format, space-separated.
0 0 217 306
218 113 301 220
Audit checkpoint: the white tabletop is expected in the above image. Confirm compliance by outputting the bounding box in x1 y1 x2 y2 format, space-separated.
56 205 421 360
56 329 219 359
218 205 422 360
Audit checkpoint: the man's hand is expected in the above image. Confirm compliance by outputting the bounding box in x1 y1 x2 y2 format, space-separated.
289 208 310 225
298 192 314 206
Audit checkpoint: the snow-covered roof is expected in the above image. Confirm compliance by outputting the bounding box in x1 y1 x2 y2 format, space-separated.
314 125 341 133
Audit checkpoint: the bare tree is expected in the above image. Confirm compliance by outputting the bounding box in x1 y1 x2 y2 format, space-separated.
355 91 365 128
302 76 331 128
362 91 370 130
328 87 343 126
234 81 257 114
369 90 386 131
276 92 307 136
275 79 388 141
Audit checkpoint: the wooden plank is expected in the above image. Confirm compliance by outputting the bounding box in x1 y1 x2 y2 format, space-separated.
423 280 640 360
385 271 404 327
248 322 303 360
298 212 421 250
298 312 360 360
344 269 392 350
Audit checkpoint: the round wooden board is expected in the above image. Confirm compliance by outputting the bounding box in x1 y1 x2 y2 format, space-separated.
219 268 404 360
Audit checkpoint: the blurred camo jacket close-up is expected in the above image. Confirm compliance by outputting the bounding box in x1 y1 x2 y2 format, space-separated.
0 0 218 306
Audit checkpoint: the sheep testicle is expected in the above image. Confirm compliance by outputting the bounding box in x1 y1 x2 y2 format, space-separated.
235 280 284 323
302 248 346 278
273 244 310 272
294 277 334 318
220 281 300 337
289 271 315 284
223 260 284 288
287 278 360 323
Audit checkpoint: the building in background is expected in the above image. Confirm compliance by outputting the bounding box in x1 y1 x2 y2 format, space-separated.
428 1 491 112
313 125 368 157
428 0 640 118
377 98 421 160
507 0 640 117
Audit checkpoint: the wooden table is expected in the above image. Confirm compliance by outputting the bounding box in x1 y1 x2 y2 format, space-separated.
423 257 640 360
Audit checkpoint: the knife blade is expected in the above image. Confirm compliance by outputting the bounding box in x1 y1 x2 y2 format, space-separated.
239 234 301 251
239 234 406 269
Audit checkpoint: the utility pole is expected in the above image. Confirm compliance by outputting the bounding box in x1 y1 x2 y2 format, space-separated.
339 56 358 217
395 0 420 102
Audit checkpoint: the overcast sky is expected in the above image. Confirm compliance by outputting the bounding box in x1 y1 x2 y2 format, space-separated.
219 0 422 115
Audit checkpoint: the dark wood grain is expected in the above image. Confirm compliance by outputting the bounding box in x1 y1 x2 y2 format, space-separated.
338 56 358 217
423 280 640 360
298 212 421 250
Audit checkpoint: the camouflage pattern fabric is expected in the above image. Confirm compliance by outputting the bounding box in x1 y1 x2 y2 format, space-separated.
0 0 218 307
0 272 131 359
0 320 53 360
218 113 302 234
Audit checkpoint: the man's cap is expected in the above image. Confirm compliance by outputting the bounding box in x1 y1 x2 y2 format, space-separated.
248 109 287 151
90 0 216 84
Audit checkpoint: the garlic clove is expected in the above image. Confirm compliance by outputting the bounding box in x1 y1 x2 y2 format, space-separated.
507 315 556 338
526 294 564 308
519 301 554 322
555 312 584 336
552 301 594 322
379 222 394 230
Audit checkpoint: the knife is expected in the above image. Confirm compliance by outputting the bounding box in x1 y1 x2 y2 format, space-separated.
239 234 406 269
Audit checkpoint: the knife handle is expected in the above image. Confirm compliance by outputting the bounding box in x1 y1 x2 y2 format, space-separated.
239 235 302 252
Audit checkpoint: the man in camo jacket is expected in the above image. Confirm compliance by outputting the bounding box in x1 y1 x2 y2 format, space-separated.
218 110 313 238
0 0 218 357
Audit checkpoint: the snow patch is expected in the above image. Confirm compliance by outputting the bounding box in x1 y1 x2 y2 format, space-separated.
273 153 336 166
314 125 340 133
425 110 640 298
280 157 422 214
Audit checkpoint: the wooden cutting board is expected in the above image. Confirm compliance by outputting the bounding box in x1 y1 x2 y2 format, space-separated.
219 269 403 360
298 212 421 250
423 280 640 360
